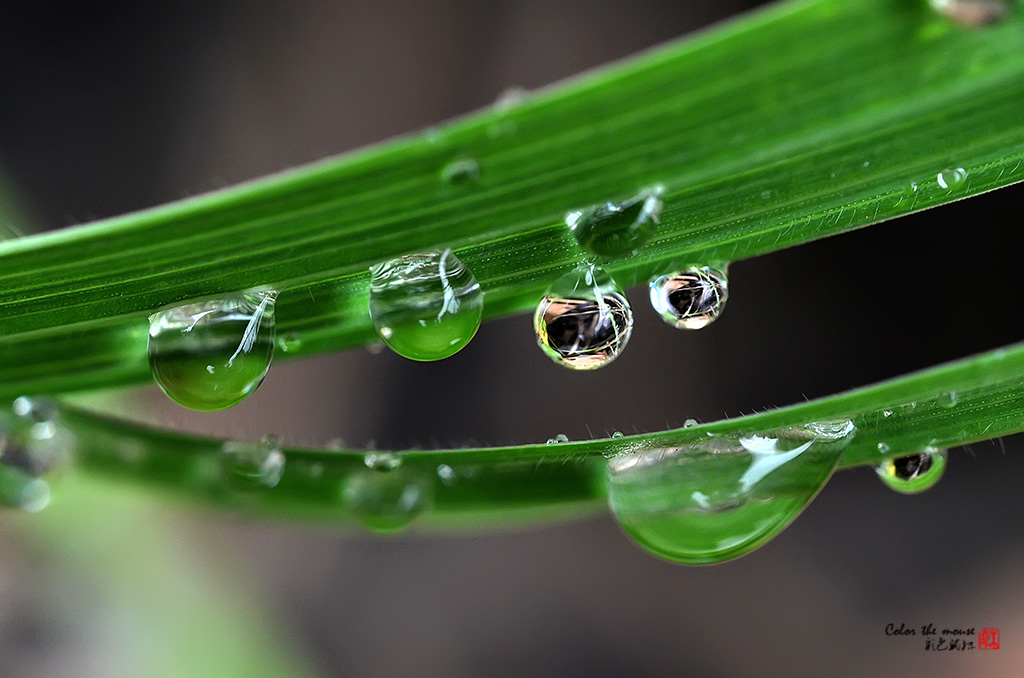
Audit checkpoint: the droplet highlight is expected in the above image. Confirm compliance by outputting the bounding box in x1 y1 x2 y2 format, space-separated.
649 266 729 330
876 448 947 494
440 158 481 186
369 249 483 361
606 420 855 564
221 436 286 490
936 167 967 190
929 0 1008 27
566 185 665 258
546 434 569 445
148 289 277 411
534 263 633 370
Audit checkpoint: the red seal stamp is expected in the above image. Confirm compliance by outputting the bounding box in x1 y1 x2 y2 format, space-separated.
979 628 1000 650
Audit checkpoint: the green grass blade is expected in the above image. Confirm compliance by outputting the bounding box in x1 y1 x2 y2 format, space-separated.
1 0 1023 396
38 340 1024 527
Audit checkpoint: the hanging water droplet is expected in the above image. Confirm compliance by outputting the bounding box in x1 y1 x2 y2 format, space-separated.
12 396 58 441
936 167 967 190
929 0 1008 26
566 185 665 258
277 332 303 354
148 289 277 411
937 390 959 408
649 267 729 330
221 436 286 490
364 451 402 472
342 469 429 533
534 263 633 370
546 433 569 445
607 420 855 563
369 249 483 361
440 158 481 186
876 447 947 494
1 398 71 508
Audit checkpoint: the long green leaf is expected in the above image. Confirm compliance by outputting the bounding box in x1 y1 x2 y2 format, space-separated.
2 0 1023 397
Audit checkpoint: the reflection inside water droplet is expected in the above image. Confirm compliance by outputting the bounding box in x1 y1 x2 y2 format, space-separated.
148 289 277 411
876 447 947 494
649 267 729 330
937 167 967 190
369 249 483 361
606 420 855 563
534 263 633 370
221 437 286 490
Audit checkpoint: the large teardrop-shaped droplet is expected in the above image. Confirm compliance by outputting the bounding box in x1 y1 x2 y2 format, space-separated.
607 420 855 564
148 289 277 411
876 448 946 494
369 249 483 361
649 266 729 330
534 263 633 370
566 185 664 258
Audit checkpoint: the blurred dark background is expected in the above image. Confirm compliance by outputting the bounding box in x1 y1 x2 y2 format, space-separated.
1 1 1023 676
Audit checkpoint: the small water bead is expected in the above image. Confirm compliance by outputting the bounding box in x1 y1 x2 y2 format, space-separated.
684 418 699 428
607 420 855 564
877 442 891 454
148 289 277 411
546 434 570 445
437 464 457 486
12 396 58 441
566 185 665 258
369 249 483 361
221 436 286 490
929 0 1008 26
534 263 633 370
0 466 50 513
364 451 402 472
936 167 968 190
342 469 429 533
611 431 625 439
277 332 303 354
649 267 729 330
440 158 481 186
876 448 947 494
938 390 959 408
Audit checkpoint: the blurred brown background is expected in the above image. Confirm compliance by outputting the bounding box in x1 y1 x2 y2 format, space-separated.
1 1 1023 676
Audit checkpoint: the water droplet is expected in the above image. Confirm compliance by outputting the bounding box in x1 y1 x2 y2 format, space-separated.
534 263 633 370
494 86 529 112
877 442 891 454
221 436 286 490
0 466 50 513
365 342 385 355
883 409 894 418
369 249 483 361
684 418 699 428
649 267 729 330
929 0 1008 26
12 396 58 441
936 167 967 190
566 185 665 258
607 420 855 563
876 448 947 494
938 390 959 408
1 398 71 494
277 332 303 353
148 289 277 411
364 451 402 472
546 433 569 445
342 469 429 533
911 182 919 192
437 464 457 486
440 158 481 186
611 431 624 439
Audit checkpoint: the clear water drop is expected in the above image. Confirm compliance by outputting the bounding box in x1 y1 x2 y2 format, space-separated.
364 451 402 472
221 436 286 490
1 398 71 499
342 469 429 533
938 390 959 408
0 466 50 513
546 433 570 445
437 464 457 486
12 396 58 441
566 185 665 258
883 409 894 418
369 249 483 361
607 420 855 563
649 267 729 330
877 442 891 454
611 431 625 439
936 167 967 190
534 263 633 370
494 86 529 112
929 0 1008 26
684 418 699 428
277 332 303 354
148 289 277 411
876 447 947 494
440 158 481 186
